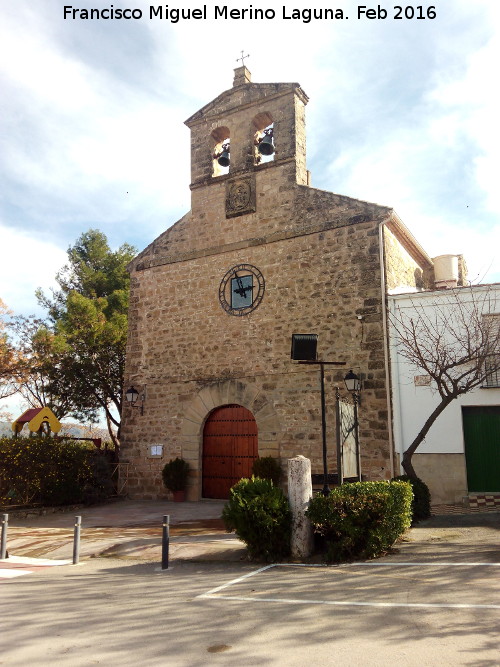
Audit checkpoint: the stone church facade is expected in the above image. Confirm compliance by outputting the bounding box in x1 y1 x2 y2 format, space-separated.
120 66 457 500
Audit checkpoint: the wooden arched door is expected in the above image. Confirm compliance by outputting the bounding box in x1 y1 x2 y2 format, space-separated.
202 404 258 499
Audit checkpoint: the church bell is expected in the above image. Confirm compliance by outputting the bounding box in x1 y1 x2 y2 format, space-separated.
258 129 275 156
217 143 230 167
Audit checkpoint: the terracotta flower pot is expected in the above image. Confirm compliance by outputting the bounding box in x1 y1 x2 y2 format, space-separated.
172 490 186 502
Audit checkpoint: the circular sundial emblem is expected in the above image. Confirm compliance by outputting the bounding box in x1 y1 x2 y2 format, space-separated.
219 264 265 316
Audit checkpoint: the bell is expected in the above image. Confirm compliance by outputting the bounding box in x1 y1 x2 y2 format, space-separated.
218 149 230 167
258 134 275 156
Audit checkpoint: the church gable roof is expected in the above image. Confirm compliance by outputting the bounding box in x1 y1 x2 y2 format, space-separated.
128 211 192 272
185 82 308 127
129 188 394 274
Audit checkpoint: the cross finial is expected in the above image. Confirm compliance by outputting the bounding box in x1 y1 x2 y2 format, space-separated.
236 51 250 67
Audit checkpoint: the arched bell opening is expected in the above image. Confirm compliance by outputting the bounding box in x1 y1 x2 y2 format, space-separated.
202 404 258 499
253 112 275 165
211 126 231 177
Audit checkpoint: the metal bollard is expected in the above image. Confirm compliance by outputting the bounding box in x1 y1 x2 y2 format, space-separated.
1 514 8 559
73 516 81 565
161 515 170 570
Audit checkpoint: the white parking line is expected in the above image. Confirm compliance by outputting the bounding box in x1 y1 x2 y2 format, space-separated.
1 556 72 566
201 564 275 596
0 556 72 580
197 562 500 610
201 594 500 610
336 562 500 566
0 569 33 579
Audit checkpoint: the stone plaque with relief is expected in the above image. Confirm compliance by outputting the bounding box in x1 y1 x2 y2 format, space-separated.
225 177 256 218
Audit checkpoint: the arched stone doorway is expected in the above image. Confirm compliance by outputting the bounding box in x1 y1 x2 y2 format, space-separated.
202 404 258 499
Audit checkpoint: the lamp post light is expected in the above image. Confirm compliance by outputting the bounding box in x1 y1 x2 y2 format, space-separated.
343 369 361 394
291 334 346 496
343 370 362 481
125 386 144 415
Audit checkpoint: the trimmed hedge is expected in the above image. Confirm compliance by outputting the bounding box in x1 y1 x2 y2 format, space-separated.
0 436 114 507
392 475 431 522
306 481 413 562
222 476 291 562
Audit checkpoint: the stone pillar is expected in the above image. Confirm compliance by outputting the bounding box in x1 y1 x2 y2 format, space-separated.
287 455 313 559
233 65 252 87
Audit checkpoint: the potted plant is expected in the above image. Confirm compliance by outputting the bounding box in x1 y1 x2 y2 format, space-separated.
162 457 190 502
251 456 283 485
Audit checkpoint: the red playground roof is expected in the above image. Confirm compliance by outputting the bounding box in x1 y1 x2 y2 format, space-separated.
15 408 43 424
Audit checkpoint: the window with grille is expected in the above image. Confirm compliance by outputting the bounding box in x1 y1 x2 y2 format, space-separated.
483 314 500 388
484 356 500 387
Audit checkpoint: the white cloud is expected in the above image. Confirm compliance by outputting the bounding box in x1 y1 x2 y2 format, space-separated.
427 16 500 214
0 1 190 243
0 224 67 316
0 0 499 321
315 3 500 283
0 5 97 113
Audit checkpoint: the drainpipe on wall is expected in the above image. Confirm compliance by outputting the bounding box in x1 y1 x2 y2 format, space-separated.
387 296 405 473
379 221 396 479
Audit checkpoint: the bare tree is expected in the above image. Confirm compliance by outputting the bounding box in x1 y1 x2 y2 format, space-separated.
390 286 500 479
0 298 23 400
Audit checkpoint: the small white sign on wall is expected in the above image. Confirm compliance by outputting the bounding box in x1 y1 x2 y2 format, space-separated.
150 444 163 457
414 375 431 387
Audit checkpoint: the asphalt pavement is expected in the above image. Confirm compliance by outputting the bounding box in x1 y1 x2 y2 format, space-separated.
1 500 499 665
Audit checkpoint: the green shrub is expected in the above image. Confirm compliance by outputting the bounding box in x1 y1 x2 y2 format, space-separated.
222 476 292 562
393 475 431 522
306 481 413 562
161 457 189 492
0 436 113 507
80 452 116 505
251 456 282 485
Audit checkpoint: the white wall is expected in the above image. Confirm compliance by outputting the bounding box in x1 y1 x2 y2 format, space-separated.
389 285 500 462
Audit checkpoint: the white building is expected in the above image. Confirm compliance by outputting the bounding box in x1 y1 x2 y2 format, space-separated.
389 282 500 505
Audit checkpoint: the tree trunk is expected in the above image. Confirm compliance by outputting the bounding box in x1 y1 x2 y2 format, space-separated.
106 412 120 453
401 397 454 479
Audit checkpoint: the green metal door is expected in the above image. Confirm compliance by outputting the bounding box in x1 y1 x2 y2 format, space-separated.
462 406 500 492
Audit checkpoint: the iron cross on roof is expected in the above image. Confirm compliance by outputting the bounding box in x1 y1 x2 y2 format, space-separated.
236 51 250 67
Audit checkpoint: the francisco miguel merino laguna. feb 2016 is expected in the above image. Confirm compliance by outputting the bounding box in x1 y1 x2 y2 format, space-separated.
63 5 351 22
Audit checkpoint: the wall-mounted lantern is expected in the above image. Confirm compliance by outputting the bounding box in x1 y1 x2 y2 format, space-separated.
125 386 144 415
344 369 361 395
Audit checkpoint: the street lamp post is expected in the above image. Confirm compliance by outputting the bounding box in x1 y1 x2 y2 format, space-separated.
344 370 362 482
291 334 346 496
319 362 328 495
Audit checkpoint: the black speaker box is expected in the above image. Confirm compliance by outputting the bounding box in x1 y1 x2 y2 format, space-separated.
291 334 318 361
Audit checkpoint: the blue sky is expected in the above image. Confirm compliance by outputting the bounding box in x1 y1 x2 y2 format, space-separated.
1 0 499 322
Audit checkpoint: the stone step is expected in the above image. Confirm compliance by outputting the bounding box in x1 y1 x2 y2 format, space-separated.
467 494 500 509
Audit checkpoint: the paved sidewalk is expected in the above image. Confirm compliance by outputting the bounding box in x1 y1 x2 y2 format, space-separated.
3 498 499 568
4 499 248 563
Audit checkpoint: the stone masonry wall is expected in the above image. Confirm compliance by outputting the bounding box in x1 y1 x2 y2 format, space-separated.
383 224 430 292
122 212 393 499
120 73 418 499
